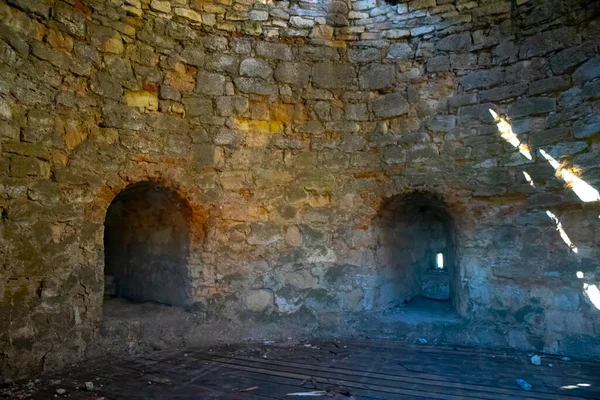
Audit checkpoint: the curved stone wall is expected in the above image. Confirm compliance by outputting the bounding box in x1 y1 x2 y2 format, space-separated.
1 0 599 377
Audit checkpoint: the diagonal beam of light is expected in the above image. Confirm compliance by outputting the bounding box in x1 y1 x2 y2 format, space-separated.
546 210 578 254
489 109 532 160
539 149 600 202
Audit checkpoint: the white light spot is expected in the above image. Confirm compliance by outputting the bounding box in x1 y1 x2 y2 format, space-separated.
436 253 444 269
546 210 578 254
576 271 584 279
583 284 600 310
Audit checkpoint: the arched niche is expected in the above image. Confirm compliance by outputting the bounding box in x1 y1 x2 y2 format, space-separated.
103 181 192 307
378 191 458 311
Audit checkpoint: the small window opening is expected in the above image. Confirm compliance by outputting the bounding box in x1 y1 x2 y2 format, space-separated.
435 253 444 270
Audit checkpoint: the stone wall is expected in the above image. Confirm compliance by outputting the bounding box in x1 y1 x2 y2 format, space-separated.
1 0 600 378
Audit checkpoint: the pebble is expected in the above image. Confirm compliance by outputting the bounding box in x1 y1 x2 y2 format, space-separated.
85 381 94 391
56 388 66 395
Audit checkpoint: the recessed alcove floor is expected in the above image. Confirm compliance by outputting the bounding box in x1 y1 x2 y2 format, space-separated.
382 297 460 325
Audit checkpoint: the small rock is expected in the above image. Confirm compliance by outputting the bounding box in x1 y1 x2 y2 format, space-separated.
56 388 66 395
562 356 571 361
530 355 541 366
85 381 94 391
548 363 553 367
418 338 428 344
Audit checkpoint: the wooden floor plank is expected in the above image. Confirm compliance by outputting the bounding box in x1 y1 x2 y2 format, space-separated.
191 353 568 400
195 351 594 400
220 344 599 398
6 339 600 400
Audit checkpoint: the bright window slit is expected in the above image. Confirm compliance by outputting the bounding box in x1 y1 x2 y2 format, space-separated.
436 253 444 269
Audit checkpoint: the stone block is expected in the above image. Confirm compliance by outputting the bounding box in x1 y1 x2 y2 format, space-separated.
436 32 472 52
215 96 249 116
549 43 596 75
574 116 600 139
150 0 171 13
290 16 315 28
274 62 310 86
387 43 413 60
459 68 503 90
411 25 435 36
159 85 181 101
347 47 380 64
573 56 600 84
426 115 456 132
383 29 410 39
124 91 159 111
312 62 355 89
182 97 213 117
174 8 202 23
480 83 527 102
543 141 588 159
372 93 409 118
507 97 556 119
213 127 244 147
9 156 50 177
493 41 518 65
427 55 450 72
284 269 318 290
245 290 273 313
195 71 226 95
528 76 571 96
205 54 239 75
256 42 293 60
345 103 368 121
240 58 273 79
234 78 278 95
457 103 497 125
7 0 50 18
382 147 406 164
519 27 580 59
359 64 395 90
247 223 282 245
505 59 548 85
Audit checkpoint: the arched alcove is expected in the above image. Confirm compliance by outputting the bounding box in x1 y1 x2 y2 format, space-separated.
103 181 192 307
378 192 458 313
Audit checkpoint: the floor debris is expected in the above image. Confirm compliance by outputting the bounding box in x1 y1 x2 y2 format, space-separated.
238 386 259 392
517 379 532 391
286 391 328 396
530 355 541 365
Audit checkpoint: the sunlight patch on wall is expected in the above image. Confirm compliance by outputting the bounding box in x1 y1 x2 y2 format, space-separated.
583 284 600 310
489 109 532 160
546 211 578 254
522 171 535 188
539 149 600 202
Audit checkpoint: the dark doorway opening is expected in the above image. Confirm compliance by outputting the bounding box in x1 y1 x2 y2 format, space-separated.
379 192 458 316
103 182 192 307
